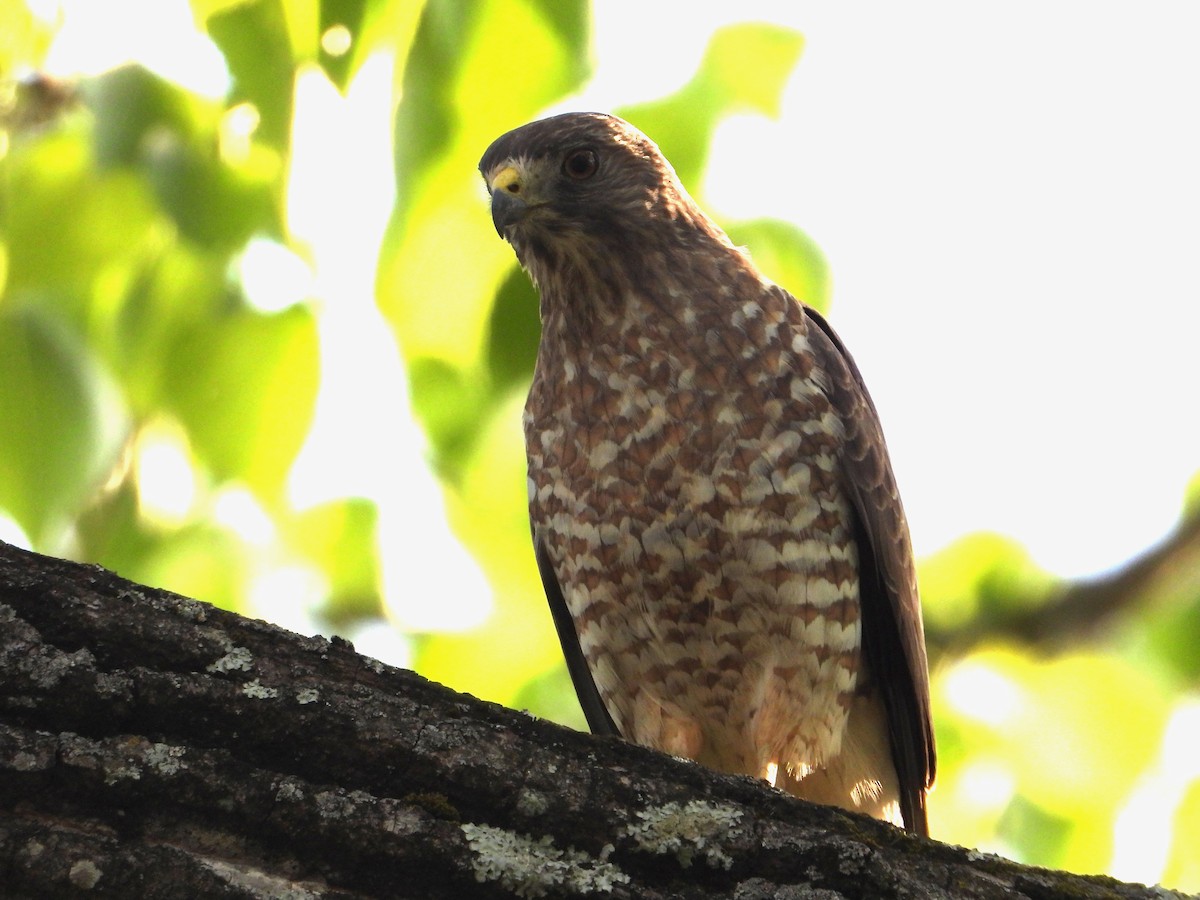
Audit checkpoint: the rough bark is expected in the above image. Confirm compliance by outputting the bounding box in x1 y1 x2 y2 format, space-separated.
0 540 1182 899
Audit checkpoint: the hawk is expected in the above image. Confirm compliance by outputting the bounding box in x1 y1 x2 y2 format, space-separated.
480 112 935 834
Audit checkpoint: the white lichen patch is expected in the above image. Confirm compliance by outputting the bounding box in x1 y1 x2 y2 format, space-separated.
10 752 44 772
158 593 209 622
207 646 254 674
201 857 321 898
460 823 629 898
314 789 374 820
68 859 102 889
515 788 550 817
275 779 306 803
95 671 133 698
379 803 422 836
241 679 278 699
144 743 187 776
622 800 744 870
30 647 95 689
104 764 142 785
295 687 320 705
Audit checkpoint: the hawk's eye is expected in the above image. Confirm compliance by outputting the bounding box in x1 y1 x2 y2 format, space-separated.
562 149 598 180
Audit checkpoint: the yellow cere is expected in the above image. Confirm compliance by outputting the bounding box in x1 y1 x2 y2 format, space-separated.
491 166 521 194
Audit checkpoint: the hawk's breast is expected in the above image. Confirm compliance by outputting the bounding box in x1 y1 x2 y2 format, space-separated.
526 284 863 778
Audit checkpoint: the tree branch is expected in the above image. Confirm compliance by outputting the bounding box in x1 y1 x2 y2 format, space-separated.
939 513 1200 652
0 541 1176 898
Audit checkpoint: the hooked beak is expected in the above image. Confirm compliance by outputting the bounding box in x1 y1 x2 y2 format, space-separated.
488 165 530 238
490 188 527 238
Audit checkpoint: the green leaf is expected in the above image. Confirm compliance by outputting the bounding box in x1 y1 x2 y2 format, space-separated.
484 265 539 390
81 65 283 252
132 523 252 612
315 0 431 93
380 0 590 365
0 0 54 73
406 356 489 481
3 130 159 310
391 0 590 218
205 0 298 150
142 128 280 250
83 65 204 169
619 22 803 192
725 218 830 314
918 532 1058 635
109 246 232 415
0 308 128 545
286 497 383 622
165 306 319 499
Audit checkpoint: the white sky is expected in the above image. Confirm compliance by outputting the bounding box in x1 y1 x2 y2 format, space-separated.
583 2 1200 578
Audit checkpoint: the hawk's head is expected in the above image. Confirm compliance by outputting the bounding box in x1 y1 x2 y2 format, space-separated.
479 113 731 303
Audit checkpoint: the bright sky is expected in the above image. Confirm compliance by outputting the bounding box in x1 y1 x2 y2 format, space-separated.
582 2 1200 579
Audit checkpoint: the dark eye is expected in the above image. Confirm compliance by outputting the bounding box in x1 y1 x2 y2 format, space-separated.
562 148 598 180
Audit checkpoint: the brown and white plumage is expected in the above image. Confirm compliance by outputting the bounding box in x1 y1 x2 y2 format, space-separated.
479 112 935 834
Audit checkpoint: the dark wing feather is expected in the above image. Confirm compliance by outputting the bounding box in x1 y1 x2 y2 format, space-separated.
803 305 937 836
534 536 620 736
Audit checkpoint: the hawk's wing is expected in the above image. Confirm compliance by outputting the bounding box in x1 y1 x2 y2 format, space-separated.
535 536 619 736
802 304 937 836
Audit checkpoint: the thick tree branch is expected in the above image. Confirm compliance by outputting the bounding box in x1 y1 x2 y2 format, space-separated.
933 513 1200 652
0 541 1178 898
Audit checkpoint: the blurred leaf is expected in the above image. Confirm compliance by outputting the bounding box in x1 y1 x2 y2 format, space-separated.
3 73 80 134
406 356 489 481
316 0 404 91
0 307 128 544
165 305 319 499
77 65 282 252
484 265 539 389
287 497 383 622
73 477 153 575
620 23 803 192
0 0 54 73
380 0 590 365
417 388 561 705
1185 469 1200 517
281 0 321 61
83 65 204 169
1165 776 1200 893
337 0 427 95
392 0 589 217
997 795 1076 870
204 0 297 150
109 247 230 414
73 473 249 615
512 666 587 731
1130 590 1200 681
919 532 1058 637
1010 653 1166 819
142 128 280 250
4 130 160 310
318 0 364 89
133 522 252 612
726 218 830 314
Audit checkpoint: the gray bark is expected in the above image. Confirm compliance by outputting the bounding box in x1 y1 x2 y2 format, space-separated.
0 540 1184 899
